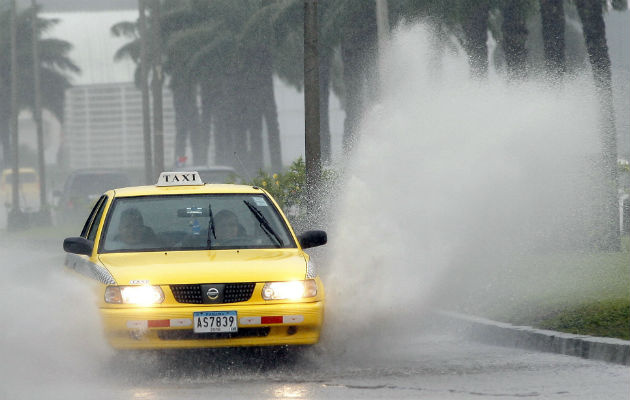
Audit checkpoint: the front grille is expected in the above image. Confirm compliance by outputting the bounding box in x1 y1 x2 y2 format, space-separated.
158 327 270 341
170 284 203 304
224 283 256 303
170 282 256 304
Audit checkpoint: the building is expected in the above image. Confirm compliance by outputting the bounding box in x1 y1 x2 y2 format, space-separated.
63 82 176 170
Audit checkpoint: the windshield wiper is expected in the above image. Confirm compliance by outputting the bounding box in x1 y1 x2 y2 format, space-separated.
207 202 216 249
243 200 283 248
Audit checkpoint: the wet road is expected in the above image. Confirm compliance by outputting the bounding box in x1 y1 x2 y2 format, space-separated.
1 235 628 400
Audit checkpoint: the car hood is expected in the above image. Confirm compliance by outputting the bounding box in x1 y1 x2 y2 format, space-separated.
99 249 308 285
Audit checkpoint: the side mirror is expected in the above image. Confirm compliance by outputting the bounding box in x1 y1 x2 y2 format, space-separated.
63 237 94 256
297 230 327 249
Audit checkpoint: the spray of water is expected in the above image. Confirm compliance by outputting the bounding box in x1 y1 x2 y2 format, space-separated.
320 23 603 357
0 243 113 399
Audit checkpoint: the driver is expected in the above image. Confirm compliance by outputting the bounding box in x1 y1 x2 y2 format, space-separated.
214 210 244 241
113 207 159 248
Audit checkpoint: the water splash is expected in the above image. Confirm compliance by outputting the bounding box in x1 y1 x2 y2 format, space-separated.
321 23 603 355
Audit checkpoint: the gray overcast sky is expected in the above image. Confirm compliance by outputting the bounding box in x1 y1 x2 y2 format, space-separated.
20 0 135 12
43 9 138 85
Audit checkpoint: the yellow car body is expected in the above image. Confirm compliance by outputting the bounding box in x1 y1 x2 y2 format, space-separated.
63 172 326 350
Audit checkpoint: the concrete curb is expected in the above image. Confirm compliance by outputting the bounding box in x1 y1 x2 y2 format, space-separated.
435 310 630 366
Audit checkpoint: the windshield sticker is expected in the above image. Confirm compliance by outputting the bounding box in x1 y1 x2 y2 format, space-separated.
253 197 267 207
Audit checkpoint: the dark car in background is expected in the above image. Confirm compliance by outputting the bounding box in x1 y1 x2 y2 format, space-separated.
56 169 131 226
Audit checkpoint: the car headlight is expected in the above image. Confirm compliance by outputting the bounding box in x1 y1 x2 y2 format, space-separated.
261 280 317 300
105 285 165 305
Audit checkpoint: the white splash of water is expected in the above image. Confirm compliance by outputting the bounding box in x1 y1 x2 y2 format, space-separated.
321 24 601 355
0 243 113 399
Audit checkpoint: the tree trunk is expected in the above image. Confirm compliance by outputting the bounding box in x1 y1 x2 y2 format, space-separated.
213 114 232 167
150 0 164 173
501 0 529 80
7 0 27 229
319 49 331 163
259 49 282 173
10 0 20 216
211 79 233 167
247 111 263 172
31 0 49 220
575 0 620 250
199 83 213 166
340 36 363 153
138 0 153 182
460 0 490 79
304 0 321 217
187 85 206 166
0 98 10 169
171 81 189 165
539 0 566 78
231 74 249 173
339 2 376 153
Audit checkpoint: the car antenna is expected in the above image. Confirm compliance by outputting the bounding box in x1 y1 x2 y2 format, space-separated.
234 152 253 183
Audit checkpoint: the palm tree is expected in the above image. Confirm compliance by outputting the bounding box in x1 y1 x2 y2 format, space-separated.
337 1 378 152
458 0 491 79
574 0 621 250
112 2 205 169
0 4 79 168
161 1 259 171
267 0 341 163
500 0 532 80
539 0 565 78
114 1 287 173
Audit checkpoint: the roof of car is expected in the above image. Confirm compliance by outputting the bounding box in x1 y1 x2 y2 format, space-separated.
110 183 263 197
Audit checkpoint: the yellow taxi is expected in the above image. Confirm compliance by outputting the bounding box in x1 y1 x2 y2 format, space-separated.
63 171 326 350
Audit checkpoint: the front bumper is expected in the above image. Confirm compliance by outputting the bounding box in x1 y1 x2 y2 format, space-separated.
100 301 324 349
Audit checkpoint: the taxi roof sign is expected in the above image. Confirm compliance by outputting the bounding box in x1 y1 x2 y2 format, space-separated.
156 171 204 186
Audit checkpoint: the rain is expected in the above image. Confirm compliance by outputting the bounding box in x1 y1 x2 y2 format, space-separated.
0 1 628 399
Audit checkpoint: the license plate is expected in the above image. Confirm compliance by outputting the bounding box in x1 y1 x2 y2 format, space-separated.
193 311 238 333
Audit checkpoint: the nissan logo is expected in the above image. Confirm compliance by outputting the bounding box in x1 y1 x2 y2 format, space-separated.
206 287 220 300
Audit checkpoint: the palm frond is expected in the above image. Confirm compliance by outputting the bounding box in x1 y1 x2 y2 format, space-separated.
186 35 236 78
164 23 222 70
114 40 140 63
111 20 138 38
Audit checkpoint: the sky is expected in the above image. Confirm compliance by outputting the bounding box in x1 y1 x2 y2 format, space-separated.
20 0 135 12
42 10 138 85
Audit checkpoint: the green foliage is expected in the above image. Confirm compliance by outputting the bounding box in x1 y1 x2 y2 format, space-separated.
528 299 630 340
244 157 340 222
247 157 306 214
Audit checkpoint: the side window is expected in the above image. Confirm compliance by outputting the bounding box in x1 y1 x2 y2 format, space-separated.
80 195 107 239
87 197 108 242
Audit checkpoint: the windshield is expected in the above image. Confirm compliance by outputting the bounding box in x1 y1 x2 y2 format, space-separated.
100 194 296 252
